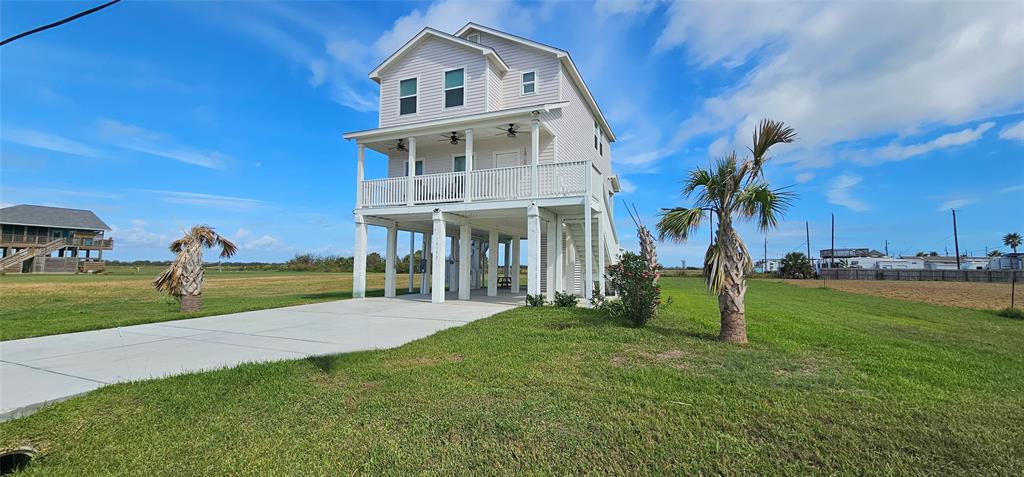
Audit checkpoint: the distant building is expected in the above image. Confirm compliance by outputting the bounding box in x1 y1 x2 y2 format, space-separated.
0 204 113 273
919 255 990 271
819 248 884 259
989 253 1023 271
754 258 781 273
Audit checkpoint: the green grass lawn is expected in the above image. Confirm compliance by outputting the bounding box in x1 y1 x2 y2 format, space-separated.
0 270 397 341
3 277 1023 475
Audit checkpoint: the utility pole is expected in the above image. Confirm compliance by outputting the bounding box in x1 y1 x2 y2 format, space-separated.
952 209 961 270
885 240 889 257
763 236 768 273
830 213 835 270
806 221 812 270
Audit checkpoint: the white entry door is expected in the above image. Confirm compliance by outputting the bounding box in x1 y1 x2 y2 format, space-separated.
494 150 521 168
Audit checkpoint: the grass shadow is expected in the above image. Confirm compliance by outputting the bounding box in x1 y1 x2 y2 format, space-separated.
645 325 719 342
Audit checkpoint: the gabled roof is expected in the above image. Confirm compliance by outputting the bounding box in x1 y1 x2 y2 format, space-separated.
455 23 616 142
0 204 111 230
369 27 509 82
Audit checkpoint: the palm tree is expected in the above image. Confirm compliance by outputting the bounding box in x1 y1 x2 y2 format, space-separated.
657 119 796 343
154 225 237 312
1004 232 1021 254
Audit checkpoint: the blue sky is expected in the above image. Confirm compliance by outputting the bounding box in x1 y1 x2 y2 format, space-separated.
1 1 1022 265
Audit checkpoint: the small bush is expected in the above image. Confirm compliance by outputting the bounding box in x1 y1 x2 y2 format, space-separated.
552 291 578 308
602 251 661 327
526 293 546 307
996 307 1024 320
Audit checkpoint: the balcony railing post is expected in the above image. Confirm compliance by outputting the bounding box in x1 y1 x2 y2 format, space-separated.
407 137 417 206
465 128 474 202
356 143 365 208
531 118 540 197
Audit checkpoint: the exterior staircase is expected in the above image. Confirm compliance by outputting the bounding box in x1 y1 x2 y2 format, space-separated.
0 238 66 273
564 220 602 297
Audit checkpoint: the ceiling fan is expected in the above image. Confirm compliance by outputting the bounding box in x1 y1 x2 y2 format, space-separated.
495 123 528 138
387 139 407 152
437 131 464 145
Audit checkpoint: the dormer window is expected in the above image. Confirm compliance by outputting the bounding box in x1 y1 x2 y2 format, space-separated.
444 68 464 108
521 71 536 95
399 78 417 115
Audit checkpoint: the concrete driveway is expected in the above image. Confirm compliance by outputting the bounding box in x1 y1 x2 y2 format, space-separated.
0 292 521 421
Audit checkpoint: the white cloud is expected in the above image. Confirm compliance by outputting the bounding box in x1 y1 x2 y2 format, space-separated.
870 122 995 162
144 190 269 212
98 119 227 169
999 120 1024 142
113 219 170 246
937 197 977 211
618 177 637 194
664 3 1024 168
1 128 99 157
826 174 868 212
372 0 533 58
794 172 815 183
243 234 287 250
998 184 1024 194
595 0 660 17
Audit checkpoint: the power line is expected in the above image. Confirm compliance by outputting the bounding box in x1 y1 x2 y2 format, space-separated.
1 0 121 47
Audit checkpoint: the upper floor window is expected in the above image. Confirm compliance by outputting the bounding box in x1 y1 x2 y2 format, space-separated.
444 68 464 108
399 78 417 115
600 128 605 156
404 160 424 176
521 71 536 95
453 155 466 172
594 121 599 150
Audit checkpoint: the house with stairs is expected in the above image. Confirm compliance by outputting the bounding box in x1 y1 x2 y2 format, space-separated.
344 23 621 303
0 205 114 273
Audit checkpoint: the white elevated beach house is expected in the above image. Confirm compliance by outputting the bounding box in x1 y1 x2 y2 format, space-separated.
344 23 621 303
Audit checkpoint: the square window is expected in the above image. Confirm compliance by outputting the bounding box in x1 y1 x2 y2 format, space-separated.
523 82 535 94
400 78 417 96
522 71 535 83
445 69 464 88
445 89 464 108
453 155 466 172
400 96 416 115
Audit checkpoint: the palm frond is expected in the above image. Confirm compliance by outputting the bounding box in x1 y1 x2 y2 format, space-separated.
736 183 796 232
749 118 796 179
217 235 238 258
656 207 705 242
703 242 725 294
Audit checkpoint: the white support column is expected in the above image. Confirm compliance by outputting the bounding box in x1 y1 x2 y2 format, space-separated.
598 213 606 295
503 240 511 279
488 230 498 297
554 215 564 293
421 232 431 295
353 213 367 298
458 222 471 300
406 136 417 206
464 128 474 202
474 240 483 289
546 219 556 298
584 205 593 301
450 236 459 293
530 118 540 197
385 223 398 298
527 203 542 296
408 232 415 293
431 209 446 303
511 237 521 293
355 143 365 208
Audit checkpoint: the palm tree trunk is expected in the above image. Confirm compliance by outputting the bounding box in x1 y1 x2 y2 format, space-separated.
717 221 748 343
179 243 204 312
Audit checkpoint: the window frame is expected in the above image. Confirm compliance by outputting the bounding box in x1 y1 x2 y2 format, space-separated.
442 67 466 110
398 77 419 116
520 70 537 96
452 154 467 173
466 33 480 44
402 159 425 176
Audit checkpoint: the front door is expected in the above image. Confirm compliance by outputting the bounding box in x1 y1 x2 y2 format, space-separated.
494 151 520 168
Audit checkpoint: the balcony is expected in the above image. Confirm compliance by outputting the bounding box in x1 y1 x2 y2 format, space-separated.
0 234 114 250
358 160 601 209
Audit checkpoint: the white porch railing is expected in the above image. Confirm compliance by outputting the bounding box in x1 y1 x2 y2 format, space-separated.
358 160 596 208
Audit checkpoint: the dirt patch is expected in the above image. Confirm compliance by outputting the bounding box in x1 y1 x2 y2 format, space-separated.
779 279 1019 310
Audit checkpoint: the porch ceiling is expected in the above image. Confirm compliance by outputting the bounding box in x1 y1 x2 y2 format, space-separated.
363 202 590 239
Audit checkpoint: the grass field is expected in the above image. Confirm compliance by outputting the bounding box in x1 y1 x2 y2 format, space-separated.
0 267 403 341
779 278 1019 310
2 277 1022 475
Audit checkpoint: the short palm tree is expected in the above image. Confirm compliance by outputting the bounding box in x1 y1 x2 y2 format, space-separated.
657 119 796 343
1004 232 1021 254
154 225 237 312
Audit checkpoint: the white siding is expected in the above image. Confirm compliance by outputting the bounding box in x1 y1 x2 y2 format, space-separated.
378 37 488 128
486 61 503 111
538 63 610 173
474 33 560 109
386 134 554 178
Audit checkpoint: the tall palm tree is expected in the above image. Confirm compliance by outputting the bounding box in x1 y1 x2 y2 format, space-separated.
657 119 796 343
1004 232 1021 254
154 225 237 312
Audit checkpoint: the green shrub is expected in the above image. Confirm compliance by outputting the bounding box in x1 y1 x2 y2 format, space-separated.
526 293 546 307
996 307 1024 320
601 251 661 327
552 291 578 308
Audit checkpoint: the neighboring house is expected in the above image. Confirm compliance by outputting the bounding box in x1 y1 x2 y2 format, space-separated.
919 255 991 270
989 253 1023 271
0 204 114 273
819 248 884 260
344 23 621 303
754 258 781 273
